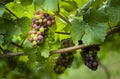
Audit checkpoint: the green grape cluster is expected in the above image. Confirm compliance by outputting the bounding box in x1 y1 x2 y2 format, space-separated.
54 39 74 74
28 11 55 46
79 40 100 70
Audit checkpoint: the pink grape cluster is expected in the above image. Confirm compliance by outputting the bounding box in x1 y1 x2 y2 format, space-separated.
28 11 55 46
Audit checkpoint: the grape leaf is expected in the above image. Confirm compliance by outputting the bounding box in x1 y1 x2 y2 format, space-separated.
0 35 4 44
82 23 107 45
0 23 6 34
109 0 120 7
83 8 108 25
17 17 32 34
0 0 14 4
6 3 24 18
2 20 21 44
44 0 58 11
91 0 105 8
38 40 50 58
60 0 78 12
21 0 33 6
0 10 4 17
33 0 45 6
24 47 37 62
70 20 85 42
106 7 120 23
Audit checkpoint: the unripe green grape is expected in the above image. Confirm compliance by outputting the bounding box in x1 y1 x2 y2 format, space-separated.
34 15 41 19
33 41 37 45
31 34 35 38
39 27 44 33
39 19 42 23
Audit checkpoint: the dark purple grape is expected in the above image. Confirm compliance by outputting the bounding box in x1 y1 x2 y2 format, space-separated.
47 16 51 20
44 13 49 17
37 40 41 45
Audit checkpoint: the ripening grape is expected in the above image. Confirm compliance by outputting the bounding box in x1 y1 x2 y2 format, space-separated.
38 35 43 40
47 20 52 26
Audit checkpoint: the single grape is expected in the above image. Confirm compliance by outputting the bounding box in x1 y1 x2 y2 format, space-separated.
47 20 52 26
44 13 49 17
41 15 45 19
28 30 33 35
35 20 39 25
37 31 41 35
34 15 41 20
31 34 35 38
32 41 37 45
33 36 38 41
32 24 37 28
32 18 36 23
29 38 33 42
47 16 51 20
39 19 42 23
37 40 41 45
51 19 55 24
38 35 43 40
35 26 40 31
39 27 44 33
52 15 55 19
43 18 47 23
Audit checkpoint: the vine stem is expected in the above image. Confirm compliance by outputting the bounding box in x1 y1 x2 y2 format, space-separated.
0 3 19 19
99 62 111 79
0 26 120 58
55 13 71 25
55 31 70 35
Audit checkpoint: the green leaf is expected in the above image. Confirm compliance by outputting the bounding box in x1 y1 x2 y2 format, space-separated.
38 40 50 58
106 7 120 23
0 23 6 34
83 8 108 24
21 0 33 6
0 35 4 44
6 3 24 18
109 0 120 7
82 23 107 45
1 20 21 44
60 0 78 12
0 0 14 4
70 20 85 42
44 0 58 11
17 17 32 34
24 47 37 62
0 10 4 17
91 0 105 8
33 0 45 6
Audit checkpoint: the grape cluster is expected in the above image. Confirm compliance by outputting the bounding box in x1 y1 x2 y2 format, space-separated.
28 11 55 46
79 40 100 70
54 39 74 74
